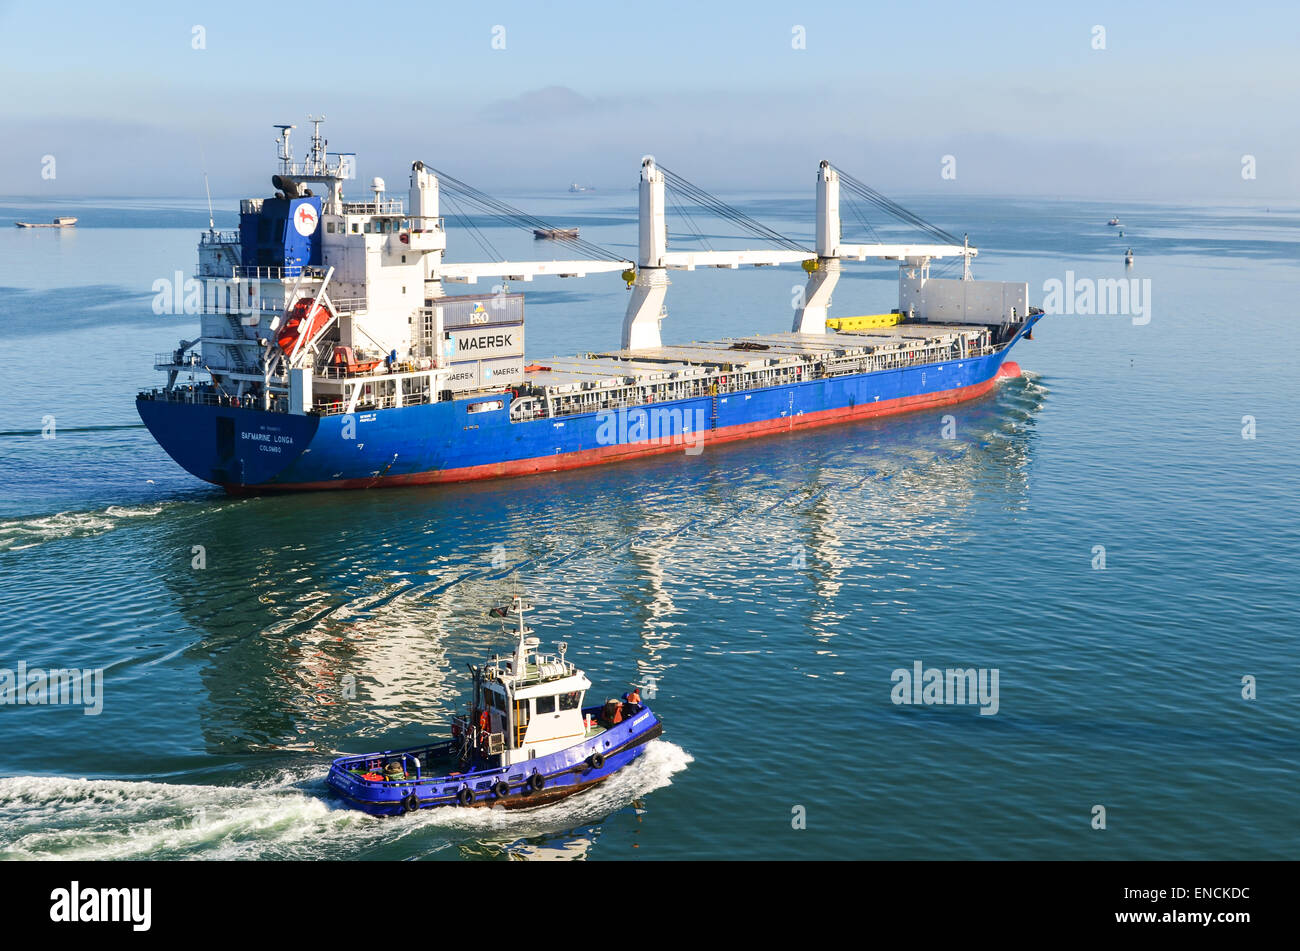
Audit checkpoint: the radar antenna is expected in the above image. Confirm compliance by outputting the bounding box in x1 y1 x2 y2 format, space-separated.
306 114 327 175
273 124 296 174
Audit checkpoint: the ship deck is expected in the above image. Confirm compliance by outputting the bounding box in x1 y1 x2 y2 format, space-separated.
522 323 994 392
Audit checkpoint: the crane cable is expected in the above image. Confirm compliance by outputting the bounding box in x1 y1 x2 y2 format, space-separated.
423 164 627 262
658 165 811 254
833 167 962 246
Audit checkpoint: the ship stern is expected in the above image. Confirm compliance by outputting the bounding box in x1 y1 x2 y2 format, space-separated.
136 395 321 491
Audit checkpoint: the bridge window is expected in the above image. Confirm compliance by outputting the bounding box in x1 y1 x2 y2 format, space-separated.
559 691 581 711
535 695 556 714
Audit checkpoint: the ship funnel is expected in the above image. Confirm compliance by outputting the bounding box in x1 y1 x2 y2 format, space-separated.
272 174 301 199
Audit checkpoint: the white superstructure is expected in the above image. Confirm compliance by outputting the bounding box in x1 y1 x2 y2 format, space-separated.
477 597 594 767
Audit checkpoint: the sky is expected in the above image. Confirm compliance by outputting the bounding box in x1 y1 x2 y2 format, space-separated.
1 0 1297 199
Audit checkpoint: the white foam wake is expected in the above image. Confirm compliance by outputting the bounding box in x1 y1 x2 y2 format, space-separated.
0 504 170 554
0 741 691 860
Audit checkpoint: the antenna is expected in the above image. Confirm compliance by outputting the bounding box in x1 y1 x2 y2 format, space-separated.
274 123 296 174
201 150 215 233
307 114 326 175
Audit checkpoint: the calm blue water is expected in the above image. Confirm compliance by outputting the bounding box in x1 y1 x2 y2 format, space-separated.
0 191 1297 860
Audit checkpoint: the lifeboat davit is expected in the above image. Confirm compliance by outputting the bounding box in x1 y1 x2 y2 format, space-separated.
276 297 331 353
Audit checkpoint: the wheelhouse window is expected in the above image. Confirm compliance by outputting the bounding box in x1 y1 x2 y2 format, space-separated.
559 691 581 711
535 695 556 714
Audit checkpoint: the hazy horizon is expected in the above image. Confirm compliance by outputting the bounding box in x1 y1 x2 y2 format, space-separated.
3 1 1297 201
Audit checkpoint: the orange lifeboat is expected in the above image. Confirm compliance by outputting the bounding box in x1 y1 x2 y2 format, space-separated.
328 346 382 375
276 297 331 353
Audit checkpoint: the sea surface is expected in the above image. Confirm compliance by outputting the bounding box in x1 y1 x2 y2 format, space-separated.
0 189 1296 860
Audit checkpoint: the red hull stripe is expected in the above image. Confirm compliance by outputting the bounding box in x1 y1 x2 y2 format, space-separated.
234 375 1004 493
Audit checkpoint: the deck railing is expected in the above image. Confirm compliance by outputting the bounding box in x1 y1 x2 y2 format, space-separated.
139 387 287 414
199 230 240 245
342 199 405 216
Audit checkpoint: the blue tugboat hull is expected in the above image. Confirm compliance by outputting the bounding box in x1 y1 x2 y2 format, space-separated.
327 706 663 816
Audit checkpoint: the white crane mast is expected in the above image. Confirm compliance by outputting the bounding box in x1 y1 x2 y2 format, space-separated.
621 157 813 351
791 161 978 334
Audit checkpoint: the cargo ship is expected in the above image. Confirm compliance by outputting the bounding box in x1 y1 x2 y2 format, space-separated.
138 118 1043 492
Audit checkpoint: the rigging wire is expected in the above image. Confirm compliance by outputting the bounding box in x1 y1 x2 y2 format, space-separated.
441 192 501 262
833 167 962 246
843 192 883 245
658 165 811 254
424 164 627 262
666 188 712 251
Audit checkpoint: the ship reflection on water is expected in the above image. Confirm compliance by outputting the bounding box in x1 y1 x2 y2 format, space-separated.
142 375 1041 851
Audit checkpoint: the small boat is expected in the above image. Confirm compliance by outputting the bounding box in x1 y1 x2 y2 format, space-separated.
327 345 382 375
1107 217 1120 227
15 216 77 229
275 296 331 353
533 227 579 239
326 596 663 815
1124 248 1134 266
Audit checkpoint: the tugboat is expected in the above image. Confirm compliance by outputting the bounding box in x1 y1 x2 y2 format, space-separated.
326 596 663 816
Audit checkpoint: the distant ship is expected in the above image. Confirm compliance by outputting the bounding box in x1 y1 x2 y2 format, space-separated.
1107 217 1121 226
534 227 580 239
15 216 77 228
137 118 1043 493
568 183 592 193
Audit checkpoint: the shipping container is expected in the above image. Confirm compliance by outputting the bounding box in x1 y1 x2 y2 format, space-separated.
430 293 525 330
443 356 526 393
443 323 524 363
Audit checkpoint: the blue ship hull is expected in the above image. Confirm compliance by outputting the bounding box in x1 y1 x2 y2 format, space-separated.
138 317 1039 492
327 705 663 816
